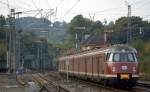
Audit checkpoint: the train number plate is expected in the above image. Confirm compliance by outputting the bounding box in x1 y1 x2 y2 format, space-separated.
120 74 129 80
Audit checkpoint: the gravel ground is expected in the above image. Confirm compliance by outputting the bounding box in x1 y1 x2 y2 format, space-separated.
0 73 40 92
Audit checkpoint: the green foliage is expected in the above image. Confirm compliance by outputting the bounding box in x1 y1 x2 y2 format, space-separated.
48 22 69 44
115 16 144 31
68 15 103 48
0 15 6 59
21 32 37 48
0 41 6 58
69 15 91 34
132 39 150 73
0 15 6 28
109 16 150 44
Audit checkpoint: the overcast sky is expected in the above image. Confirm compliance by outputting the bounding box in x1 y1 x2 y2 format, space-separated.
0 0 150 22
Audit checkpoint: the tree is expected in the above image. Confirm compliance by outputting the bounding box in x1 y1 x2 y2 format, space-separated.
67 15 103 48
0 15 6 28
67 15 90 47
69 15 91 34
90 20 103 33
0 15 6 59
110 16 150 44
115 16 143 31
21 32 37 49
107 21 115 29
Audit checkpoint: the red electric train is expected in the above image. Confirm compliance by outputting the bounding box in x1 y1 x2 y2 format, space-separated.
58 44 139 87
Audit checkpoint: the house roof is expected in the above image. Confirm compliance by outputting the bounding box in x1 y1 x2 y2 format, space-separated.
82 33 105 46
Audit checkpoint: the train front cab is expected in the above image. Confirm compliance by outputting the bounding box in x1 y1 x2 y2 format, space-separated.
106 52 139 87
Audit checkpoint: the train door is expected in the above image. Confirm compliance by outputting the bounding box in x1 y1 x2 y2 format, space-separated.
92 55 99 79
84 56 87 78
72 58 74 75
97 54 106 77
69 58 73 74
74 57 78 75
62 60 64 72
79 56 86 77
86 56 93 78
59 60 62 72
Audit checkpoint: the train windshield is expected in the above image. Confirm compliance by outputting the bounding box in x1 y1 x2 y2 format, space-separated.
108 53 137 62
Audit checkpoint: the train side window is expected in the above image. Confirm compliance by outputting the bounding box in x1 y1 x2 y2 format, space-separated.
113 53 120 62
127 53 135 62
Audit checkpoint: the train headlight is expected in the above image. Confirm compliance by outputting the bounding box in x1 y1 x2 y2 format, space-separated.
133 67 136 72
122 66 127 70
112 67 116 72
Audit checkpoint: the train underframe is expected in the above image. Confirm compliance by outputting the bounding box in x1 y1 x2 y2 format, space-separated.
59 72 138 88
106 77 138 88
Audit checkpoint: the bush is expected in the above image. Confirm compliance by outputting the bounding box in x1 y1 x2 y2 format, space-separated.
132 39 150 74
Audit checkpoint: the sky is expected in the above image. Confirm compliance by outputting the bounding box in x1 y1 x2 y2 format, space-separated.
0 0 150 23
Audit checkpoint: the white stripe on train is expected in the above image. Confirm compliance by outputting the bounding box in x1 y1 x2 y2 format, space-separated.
59 70 139 78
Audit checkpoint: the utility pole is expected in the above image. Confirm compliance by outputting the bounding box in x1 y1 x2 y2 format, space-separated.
127 5 131 44
37 44 40 71
40 42 43 72
9 9 22 73
8 9 16 73
15 12 22 70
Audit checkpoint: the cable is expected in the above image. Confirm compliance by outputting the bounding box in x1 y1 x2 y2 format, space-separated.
0 0 32 11
132 0 150 5
31 0 39 9
58 6 123 15
90 7 123 14
0 1 10 7
16 0 33 10
132 0 143 5
62 0 80 19
133 0 150 10
45 0 51 8
56 0 65 8
6 0 10 10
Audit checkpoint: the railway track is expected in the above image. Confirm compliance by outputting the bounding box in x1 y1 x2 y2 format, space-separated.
74 78 131 92
46 72 132 92
132 81 150 92
32 73 70 92
31 72 150 92
137 80 150 88
47 71 150 92
76 77 150 92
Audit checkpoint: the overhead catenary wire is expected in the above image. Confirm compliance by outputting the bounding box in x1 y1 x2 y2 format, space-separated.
45 0 51 8
132 0 150 5
6 0 10 10
62 0 80 19
31 0 39 9
56 0 65 8
132 0 150 10
16 0 33 10
0 1 10 8
55 7 126 22
0 0 31 11
55 6 124 21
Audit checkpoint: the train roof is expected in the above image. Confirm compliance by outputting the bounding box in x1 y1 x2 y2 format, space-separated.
59 44 137 60
107 44 137 53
